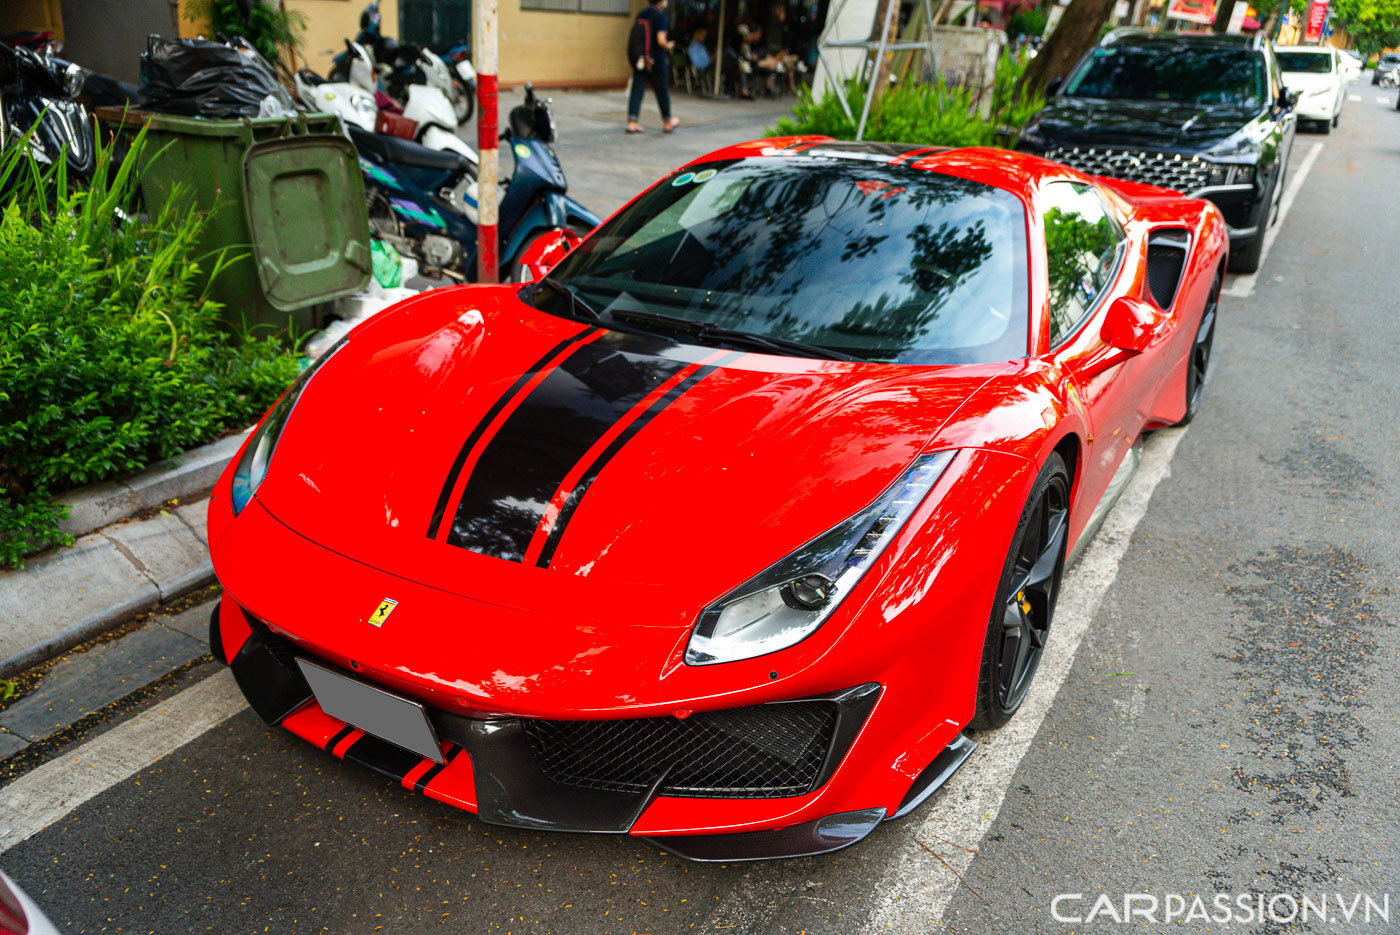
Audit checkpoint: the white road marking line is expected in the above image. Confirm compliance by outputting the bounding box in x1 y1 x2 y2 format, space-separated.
0 670 246 854
865 426 1188 931
1222 141 1324 298
1348 93 1362 101
1378 96 1391 105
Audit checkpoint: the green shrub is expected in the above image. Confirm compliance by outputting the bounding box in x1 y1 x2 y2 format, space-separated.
769 51 1044 147
184 0 306 68
1007 7 1049 41
0 127 301 567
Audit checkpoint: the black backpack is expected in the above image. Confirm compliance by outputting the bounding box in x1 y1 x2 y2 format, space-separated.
627 15 652 70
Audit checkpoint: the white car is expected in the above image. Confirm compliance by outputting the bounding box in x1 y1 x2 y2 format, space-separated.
1277 45 1346 131
1338 48 1364 82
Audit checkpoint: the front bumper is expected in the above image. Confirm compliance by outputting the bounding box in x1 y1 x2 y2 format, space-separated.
222 598 905 859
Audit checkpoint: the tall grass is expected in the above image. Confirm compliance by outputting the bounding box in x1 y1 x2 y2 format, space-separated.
0 123 301 566
769 51 1044 147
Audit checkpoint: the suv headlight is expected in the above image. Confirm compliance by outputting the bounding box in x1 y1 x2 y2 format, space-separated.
685 451 954 666
230 337 349 515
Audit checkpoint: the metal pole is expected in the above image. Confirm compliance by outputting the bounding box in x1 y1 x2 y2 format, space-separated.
856 0 898 140
475 0 500 284
713 0 726 97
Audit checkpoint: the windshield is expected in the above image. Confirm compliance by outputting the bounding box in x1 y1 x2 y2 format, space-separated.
542 157 1029 365
1277 51 1333 73
1383 54 1400 65
1064 44 1265 108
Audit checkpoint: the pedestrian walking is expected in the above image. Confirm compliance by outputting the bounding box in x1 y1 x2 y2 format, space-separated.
626 0 680 134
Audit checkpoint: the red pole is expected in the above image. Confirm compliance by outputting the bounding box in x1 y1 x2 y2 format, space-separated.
475 0 499 283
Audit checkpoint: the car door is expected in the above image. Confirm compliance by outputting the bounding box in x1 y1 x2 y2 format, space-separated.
1039 180 1155 523
1262 46 1297 200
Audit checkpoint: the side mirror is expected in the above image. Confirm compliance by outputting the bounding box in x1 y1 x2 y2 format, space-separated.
1045 76 1064 97
1100 295 1162 354
1280 87 1299 111
514 227 584 283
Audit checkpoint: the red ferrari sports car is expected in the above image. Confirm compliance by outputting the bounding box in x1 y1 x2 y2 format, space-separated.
209 138 1226 861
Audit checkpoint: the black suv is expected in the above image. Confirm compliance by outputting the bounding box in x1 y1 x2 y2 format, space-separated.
1017 30 1296 273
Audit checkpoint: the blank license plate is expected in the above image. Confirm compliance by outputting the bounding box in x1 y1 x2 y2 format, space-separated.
297 659 444 764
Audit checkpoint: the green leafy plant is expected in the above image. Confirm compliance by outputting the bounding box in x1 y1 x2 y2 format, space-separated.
769 52 1044 147
1331 0 1400 56
0 126 301 567
184 0 306 66
1007 7 1050 41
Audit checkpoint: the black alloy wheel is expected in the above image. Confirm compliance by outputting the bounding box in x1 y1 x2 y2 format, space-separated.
969 452 1070 730
1177 269 1221 425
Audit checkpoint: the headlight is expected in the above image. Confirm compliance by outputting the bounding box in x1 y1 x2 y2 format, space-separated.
685 451 954 666
351 93 378 115
230 337 349 515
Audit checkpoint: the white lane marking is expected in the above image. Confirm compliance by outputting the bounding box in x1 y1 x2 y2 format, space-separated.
1222 141 1324 298
1348 93 1363 101
0 670 246 854
1378 96 1391 105
865 426 1188 931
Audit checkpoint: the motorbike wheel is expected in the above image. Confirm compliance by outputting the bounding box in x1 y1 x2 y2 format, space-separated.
453 80 474 124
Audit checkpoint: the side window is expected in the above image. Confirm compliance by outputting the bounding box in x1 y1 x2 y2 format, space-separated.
1042 182 1124 346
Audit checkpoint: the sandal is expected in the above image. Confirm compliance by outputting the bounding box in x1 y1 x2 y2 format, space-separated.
663 118 680 133
625 122 644 134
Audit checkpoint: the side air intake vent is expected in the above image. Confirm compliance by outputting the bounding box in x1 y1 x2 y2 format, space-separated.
1146 229 1190 309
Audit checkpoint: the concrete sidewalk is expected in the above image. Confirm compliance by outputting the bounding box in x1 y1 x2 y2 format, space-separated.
508 85 795 217
0 431 244 676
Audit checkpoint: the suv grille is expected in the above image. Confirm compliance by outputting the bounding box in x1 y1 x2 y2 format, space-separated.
521 700 840 799
1046 146 1212 193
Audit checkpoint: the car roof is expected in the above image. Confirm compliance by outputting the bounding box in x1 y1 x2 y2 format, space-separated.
1275 45 1331 52
1100 27 1265 50
679 137 1090 200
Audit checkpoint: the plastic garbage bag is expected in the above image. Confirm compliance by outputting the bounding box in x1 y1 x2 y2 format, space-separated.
139 35 296 118
370 239 403 288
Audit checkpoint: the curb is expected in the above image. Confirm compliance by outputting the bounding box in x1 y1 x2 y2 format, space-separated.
0 432 242 677
54 428 250 542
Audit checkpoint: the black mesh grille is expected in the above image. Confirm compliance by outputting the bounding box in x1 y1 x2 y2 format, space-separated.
521 701 840 798
1146 230 1190 309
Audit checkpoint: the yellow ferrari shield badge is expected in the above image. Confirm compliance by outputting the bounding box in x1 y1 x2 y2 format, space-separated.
367 598 398 628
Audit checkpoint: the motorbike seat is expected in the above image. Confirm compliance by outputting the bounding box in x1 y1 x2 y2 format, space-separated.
348 124 471 175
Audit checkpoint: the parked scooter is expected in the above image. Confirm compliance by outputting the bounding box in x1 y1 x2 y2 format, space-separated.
0 36 95 180
325 39 475 163
331 2 472 125
351 84 600 282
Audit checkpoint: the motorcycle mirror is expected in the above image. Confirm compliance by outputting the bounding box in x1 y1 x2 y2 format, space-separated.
63 61 83 97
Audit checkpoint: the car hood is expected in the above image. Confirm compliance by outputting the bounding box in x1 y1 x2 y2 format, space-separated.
1026 96 1260 151
1282 72 1339 93
252 286 1008 622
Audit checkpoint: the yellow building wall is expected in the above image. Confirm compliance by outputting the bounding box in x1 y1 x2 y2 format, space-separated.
290 0 400 76
498 3 642 87
174 0 633 89
0 0 65 39
176 0 396 76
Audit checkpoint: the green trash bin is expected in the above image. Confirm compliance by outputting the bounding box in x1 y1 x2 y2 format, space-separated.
100 108 372 335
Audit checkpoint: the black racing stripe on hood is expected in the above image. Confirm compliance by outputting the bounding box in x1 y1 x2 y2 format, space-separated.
444 332 708 561
426 326 600 539
534 351 743 569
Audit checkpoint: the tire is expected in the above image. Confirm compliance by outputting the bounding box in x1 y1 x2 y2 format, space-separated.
209 603 227 666
969 452 1070 731
1332 109 1340 127
1228 166 1279 274
452 80 474 124
1175 268 1221 426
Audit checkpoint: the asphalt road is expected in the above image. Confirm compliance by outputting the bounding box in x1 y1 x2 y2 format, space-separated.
3 87 1399 934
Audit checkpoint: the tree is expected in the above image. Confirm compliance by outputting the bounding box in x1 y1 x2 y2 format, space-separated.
1019 0 1119 95
1331 0 1400 55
